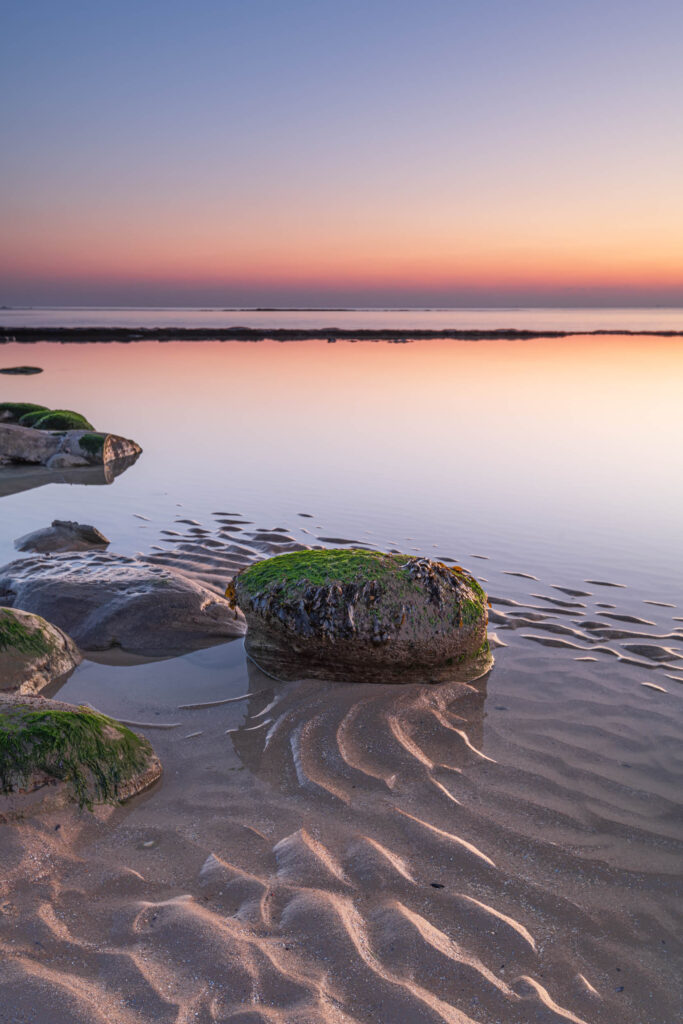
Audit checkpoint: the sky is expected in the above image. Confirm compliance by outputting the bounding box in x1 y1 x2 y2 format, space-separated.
1 0 682 308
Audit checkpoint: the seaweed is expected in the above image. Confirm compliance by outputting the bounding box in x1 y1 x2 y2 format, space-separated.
78 432 106 455
238 548 409 597
18 409 50 427
0 402 49 421
0 610 53 658
31 410 94 431
0 705 153 809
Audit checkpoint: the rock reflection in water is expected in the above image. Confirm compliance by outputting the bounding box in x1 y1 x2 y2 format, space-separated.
0 451 141 498
229 657 490 800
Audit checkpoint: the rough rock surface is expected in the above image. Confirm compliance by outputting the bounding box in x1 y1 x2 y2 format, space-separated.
230 549 492 683
0 551 245 656
0 423 141 468
0 693 162 820
15 519 110 554
0 607 81 695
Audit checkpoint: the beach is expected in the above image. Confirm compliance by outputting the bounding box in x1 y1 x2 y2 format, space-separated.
1 327 681 1023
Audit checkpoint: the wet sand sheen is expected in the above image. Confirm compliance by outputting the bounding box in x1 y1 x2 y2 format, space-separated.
1 519 681 1023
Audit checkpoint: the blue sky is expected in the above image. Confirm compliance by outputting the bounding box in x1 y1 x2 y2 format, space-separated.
2 0 682 306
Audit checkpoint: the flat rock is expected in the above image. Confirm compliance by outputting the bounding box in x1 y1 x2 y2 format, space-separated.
0 366 43 375
0 607 81 695
15 519 110 553
230 549 492 683
0 551 245 656
0 423 142 467
0 694 162 820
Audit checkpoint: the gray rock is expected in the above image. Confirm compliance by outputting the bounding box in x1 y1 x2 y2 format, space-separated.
45 453 89 469
0 551 246 657
0 607 81 695
15 520 110 554
0 423 141 467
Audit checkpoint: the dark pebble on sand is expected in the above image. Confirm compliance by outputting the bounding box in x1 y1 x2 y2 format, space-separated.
430 882 445 889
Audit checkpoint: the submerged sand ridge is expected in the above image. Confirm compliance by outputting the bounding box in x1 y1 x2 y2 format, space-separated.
0 515 681 1023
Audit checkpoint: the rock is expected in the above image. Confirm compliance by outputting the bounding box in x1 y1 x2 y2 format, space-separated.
15 520 110 554
0 607 81 695
0 694 161 820
45 452 89 469
0 423 142 467
0 551 245 656
0 366 43 375
229 549 493 683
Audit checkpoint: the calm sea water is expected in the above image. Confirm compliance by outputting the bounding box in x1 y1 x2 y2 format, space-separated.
0 333 681 603
1 305 682 331
2 320 681 1024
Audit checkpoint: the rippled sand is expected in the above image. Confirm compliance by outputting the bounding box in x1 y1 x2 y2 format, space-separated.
1 518 681 1023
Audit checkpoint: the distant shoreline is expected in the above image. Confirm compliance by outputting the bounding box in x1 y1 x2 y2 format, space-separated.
2 326 682 343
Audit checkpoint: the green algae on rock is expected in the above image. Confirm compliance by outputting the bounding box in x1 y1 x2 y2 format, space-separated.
0 696 161 815
78 431 106 455
0 607 81 695
27 409 94 431
0 402 49 422
230 548 493 683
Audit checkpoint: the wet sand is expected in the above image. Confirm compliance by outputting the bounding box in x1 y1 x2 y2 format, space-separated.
1 519 681 1023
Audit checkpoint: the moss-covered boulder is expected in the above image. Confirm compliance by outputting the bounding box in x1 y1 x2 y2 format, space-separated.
26 409 94 431
229 549 493 683
0 402 49 422
18 409 53 427
0 695 161 819
0 607 81 695
3 402 93 431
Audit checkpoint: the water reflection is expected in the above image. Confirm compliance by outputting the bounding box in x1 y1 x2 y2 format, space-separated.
229 657 490 796
0 451 140 499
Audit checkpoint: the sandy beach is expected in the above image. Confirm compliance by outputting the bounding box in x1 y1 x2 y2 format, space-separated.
4 0 683 1015
2 516 681 1023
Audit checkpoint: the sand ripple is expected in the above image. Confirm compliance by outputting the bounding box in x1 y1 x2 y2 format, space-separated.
1 515 681 1023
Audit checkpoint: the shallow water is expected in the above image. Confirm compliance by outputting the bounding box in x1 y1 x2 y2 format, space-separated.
1 333 682 1023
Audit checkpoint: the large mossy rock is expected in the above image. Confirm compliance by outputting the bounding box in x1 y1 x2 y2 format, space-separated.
0 551 245 657
0 695 161 820
0 403 92 431
230 549 493 683
0 607 81 695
